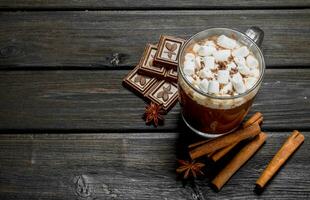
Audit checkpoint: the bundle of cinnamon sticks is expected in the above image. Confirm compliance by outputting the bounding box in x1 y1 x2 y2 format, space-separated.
187 112 304 192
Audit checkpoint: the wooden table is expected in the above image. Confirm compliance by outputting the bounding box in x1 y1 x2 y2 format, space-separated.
0 1 310 199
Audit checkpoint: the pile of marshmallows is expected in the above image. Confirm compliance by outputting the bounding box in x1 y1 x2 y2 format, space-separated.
183 35 260 96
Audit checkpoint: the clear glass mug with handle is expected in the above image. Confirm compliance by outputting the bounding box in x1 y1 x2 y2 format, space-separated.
178 27 265 138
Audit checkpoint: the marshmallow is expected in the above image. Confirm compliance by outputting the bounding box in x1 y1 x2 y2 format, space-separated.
246 55 259 69
232 46 250 58
213 50 231 62
193 43 200 53
208 80 220 94
199 79 209 93
205 40 216 46
245 77 257 89
195 56 202 69
234 56 246 66
220 82 233 94
203 56 216 69
185 53 195 61
183 60 195 75
199 68 213 79
250 68 260 78
217 35 237 49
227 62 237 70
237 64 251 76
232 73 246 94
198 45 216 57
217 70 230 84
193 78 201 89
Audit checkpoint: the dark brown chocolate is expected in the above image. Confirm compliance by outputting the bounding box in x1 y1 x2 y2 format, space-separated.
122 66 157 98
165 69 178 83
146 80 178 112
138 44 167 79
153 35 185 70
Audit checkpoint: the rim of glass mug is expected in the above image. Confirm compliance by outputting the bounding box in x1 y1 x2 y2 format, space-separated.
178 27 265 100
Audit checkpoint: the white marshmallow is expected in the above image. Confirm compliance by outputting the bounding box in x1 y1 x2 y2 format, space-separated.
203 56 216 69
193 44 200 53
193 79 201 89
217 70 230 84
213 50 231 62
234 56 246 66
195 56 202 69
199 68 213 79
237 64 251 76
217 35 237 49
246 55 259 69
232 73 246 94
220 82 233 94
199 79 209 93
183 60 195 76
208 80 220 94
232 46 250 58
245 77 257 89
185 53 195 61
227 62 237 70
198 45 216 56
205 40 216 46
250 68 260 78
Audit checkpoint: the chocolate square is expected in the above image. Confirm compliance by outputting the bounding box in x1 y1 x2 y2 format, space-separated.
138 44 166 79
165 69 178 83
122 66 157 98
153 35 185 70
146 80 178 112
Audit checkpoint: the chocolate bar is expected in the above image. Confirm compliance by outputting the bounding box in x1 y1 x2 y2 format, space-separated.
165 69 178 83
153 35 185 70
122 66 157 98
138 44 167 79
146 80 178 112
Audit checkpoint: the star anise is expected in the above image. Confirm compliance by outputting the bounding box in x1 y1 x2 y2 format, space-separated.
164 42 177 58
176 160 205 179
144 102 165 127
157 84 173 102
134 74 146 86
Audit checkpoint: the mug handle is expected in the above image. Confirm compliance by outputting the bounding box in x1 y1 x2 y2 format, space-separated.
245 26 264 47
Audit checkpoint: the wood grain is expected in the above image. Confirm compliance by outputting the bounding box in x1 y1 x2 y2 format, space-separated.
0 0 309 10
0 10 309 68
0 69 309 131
0 131 309 199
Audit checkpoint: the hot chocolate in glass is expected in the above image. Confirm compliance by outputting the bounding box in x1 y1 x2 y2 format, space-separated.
178 27 265 138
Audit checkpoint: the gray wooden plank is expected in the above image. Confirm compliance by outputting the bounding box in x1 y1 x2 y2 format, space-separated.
0 131 309 199
0 10 309 68
0 0 309 9
0 69 309 131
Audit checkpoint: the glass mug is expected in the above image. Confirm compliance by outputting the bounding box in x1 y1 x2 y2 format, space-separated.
178 27 265 138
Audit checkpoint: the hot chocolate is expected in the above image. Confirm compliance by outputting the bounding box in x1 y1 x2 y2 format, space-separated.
178 29 264 136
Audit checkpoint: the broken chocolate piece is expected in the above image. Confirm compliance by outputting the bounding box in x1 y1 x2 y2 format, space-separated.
122 66 157 98
165 69 178 83
146 80 178 112
138 44 167 79
153 35 185 70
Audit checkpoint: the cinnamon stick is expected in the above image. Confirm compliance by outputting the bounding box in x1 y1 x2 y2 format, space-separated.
212 132 267 191
188 139 209 149
210 113 264 162
209 142 238 162
243 112 262 128
189 123 261 160
256 130 304 189
188 112 263 151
